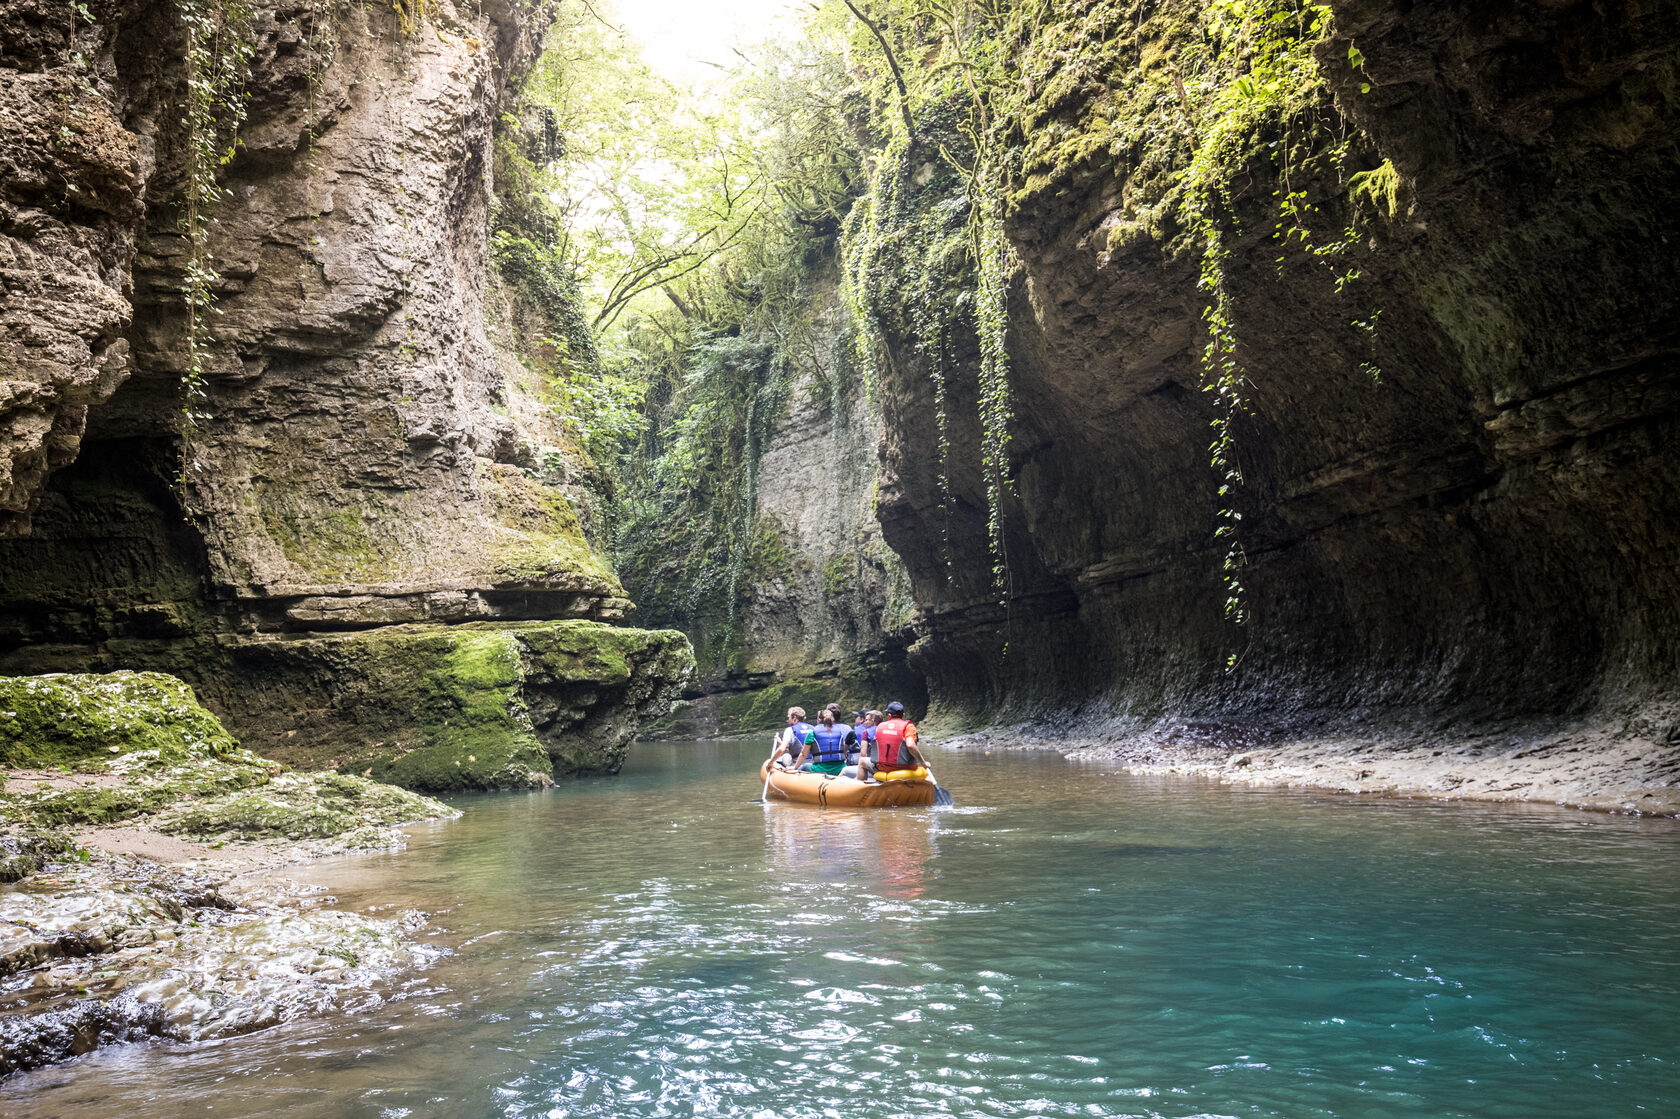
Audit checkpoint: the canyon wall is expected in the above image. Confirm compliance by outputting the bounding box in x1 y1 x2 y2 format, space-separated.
0 0 691 787
870 0 1680 743
629 270 926 737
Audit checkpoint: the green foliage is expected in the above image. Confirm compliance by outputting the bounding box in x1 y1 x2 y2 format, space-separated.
540 14 867 667
390 0 428 37
175 0 255 511
514 7 773 332
835 0 1027 601
1349 159 1403 221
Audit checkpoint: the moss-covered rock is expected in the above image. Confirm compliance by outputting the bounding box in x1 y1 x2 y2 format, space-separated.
0 672 239 769
0 831 76 884
147 620 698 792
0 671 453 842
158 772 450 841
347 627 555 792
520 622 698 775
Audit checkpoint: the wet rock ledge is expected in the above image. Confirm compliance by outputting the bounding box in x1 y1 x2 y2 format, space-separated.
1 671 456 1078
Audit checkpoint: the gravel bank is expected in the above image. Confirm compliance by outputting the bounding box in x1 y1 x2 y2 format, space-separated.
940 714 1680 817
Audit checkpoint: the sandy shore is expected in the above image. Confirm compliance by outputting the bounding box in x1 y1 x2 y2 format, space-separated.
940 714 1680 817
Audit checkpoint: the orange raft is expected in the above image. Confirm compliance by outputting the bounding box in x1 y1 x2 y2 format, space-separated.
760 760 938 807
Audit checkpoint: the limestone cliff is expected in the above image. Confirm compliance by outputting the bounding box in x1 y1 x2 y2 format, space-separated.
626 269 925 737
0 0 692 787
866 0 1680 746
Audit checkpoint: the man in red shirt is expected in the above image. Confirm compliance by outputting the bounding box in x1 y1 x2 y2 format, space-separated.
859 701 927 780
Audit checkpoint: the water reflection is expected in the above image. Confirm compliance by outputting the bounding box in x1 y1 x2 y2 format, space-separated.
765 804 938 899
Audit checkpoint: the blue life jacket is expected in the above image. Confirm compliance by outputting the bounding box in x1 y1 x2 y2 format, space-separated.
853 724 875 763
784 721 815 757
805 723 853 765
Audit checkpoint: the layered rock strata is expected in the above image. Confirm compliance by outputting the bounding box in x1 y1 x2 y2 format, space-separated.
871 0 1680 757
0 0 693 782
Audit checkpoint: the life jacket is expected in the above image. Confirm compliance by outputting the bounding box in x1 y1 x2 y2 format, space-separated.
782 721 814 756
875 718 916 768
805 722 852 765
855 725 876 761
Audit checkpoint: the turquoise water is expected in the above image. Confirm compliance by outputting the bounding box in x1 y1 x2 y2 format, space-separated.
6 739 1678 1117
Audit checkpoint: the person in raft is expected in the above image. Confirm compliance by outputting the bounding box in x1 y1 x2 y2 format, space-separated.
771 707 815 770
823 703 863 769
859 701 927 780
789 707 857 777
853 709 879 770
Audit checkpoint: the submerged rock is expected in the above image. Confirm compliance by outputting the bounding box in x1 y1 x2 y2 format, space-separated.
0 850 442 1078
0 669 457 1077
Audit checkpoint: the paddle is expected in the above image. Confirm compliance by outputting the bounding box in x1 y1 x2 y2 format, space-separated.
926 768 954 807
761 736 775 802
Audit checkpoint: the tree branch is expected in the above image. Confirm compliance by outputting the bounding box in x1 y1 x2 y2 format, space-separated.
841 0 916 143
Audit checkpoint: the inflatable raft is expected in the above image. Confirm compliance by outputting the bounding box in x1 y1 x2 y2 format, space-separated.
760 760 938 807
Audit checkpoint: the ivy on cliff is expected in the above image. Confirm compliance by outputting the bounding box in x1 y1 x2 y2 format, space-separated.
175 0 254 510
836 0 1028 602
1172 0 1381 662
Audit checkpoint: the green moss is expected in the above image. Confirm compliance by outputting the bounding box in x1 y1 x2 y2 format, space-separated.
520 621 667 684
1349 159 1403 220
260 503 396 583
1105 218 1160 253
0 672 240 769
714 681 812 730
821 555 854 599
160 771 451 841
748 517 797 580
479 463 621 591
315 621 691 791
0 669 462 839
15 785 172 828
341 628 553 793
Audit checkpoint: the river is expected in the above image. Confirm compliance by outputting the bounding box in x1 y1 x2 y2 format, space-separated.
5 739 1678 1117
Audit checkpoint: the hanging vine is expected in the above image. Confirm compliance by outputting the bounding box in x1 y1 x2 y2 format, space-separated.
1165 0 1387 665
1196 223 1249 641
837 0 1026 603
175 0 255 510
972 160 1013 596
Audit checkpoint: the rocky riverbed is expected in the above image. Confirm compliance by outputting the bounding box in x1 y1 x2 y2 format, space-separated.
942 713 1680 818
0 671 457 1077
